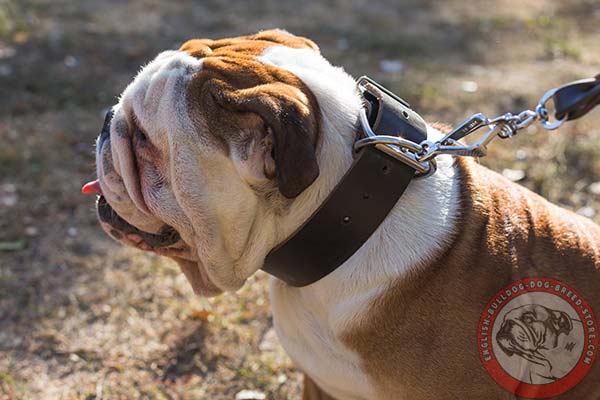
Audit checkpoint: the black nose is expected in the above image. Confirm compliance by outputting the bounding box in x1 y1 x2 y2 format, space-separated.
496 320 517 356
496 320 517 344
98 109 114 150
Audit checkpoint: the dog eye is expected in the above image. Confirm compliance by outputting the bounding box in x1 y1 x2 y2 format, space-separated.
130 114 150 145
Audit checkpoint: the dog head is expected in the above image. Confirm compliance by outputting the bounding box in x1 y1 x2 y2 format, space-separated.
496 304 573 357
87 30 362 296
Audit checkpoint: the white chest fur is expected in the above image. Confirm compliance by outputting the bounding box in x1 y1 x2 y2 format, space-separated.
270 278 375 400
268 153 458 400
261 45 460 399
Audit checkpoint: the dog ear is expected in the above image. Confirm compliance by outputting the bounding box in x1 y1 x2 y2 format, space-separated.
192 72 320 198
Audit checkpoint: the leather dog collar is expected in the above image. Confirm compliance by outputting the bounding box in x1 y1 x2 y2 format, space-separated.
263 77 428 287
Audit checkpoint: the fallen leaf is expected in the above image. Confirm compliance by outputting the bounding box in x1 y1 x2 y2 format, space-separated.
188 309 212 321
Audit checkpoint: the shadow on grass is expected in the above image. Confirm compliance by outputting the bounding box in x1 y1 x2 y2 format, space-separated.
160 324 217 384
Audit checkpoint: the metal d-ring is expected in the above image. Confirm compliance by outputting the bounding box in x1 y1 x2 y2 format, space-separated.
355 108 433 175
536 88 566 130
354 135 424 154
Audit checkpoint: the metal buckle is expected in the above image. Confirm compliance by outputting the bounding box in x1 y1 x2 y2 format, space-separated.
355 108 436 177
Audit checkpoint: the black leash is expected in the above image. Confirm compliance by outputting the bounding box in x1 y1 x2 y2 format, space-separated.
553 75 600 122
263 74 600 287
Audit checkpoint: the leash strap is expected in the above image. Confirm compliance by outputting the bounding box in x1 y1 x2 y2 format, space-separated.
554 74 600 121
262 79 427 287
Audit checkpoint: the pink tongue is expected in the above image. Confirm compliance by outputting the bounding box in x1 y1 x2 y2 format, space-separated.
81 179 102 195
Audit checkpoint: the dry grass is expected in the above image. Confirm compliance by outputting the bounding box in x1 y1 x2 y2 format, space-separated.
1 0 599 399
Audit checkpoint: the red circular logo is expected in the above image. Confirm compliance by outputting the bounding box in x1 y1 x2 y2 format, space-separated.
478 278 598 398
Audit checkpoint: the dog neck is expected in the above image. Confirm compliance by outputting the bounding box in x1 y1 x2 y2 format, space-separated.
263 45 460 318
274 146 460 315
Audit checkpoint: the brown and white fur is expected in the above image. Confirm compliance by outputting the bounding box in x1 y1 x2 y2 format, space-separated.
91 30 600 399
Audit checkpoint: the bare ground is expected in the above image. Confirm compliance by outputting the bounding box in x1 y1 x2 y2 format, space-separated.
1 0 599 399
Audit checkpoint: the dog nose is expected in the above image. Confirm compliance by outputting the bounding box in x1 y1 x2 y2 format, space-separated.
98 109 114 148
497 320 515 338
82 109 115 195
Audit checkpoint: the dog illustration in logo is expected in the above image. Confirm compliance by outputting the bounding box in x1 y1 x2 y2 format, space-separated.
496 304 582 384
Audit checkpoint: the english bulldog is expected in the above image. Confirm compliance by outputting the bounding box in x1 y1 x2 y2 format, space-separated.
496 304 582 384
83 30 600 399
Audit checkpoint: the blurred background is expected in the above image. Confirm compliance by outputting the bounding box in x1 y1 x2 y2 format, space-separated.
0 0 599 398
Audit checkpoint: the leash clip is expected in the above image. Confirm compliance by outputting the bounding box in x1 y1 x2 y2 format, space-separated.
355 74 599 179
418 109 539 162
418 74 600 166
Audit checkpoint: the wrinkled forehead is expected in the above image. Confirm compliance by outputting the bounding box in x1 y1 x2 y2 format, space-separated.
179 30 320 92
507 304 551 320
179 30 318 59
